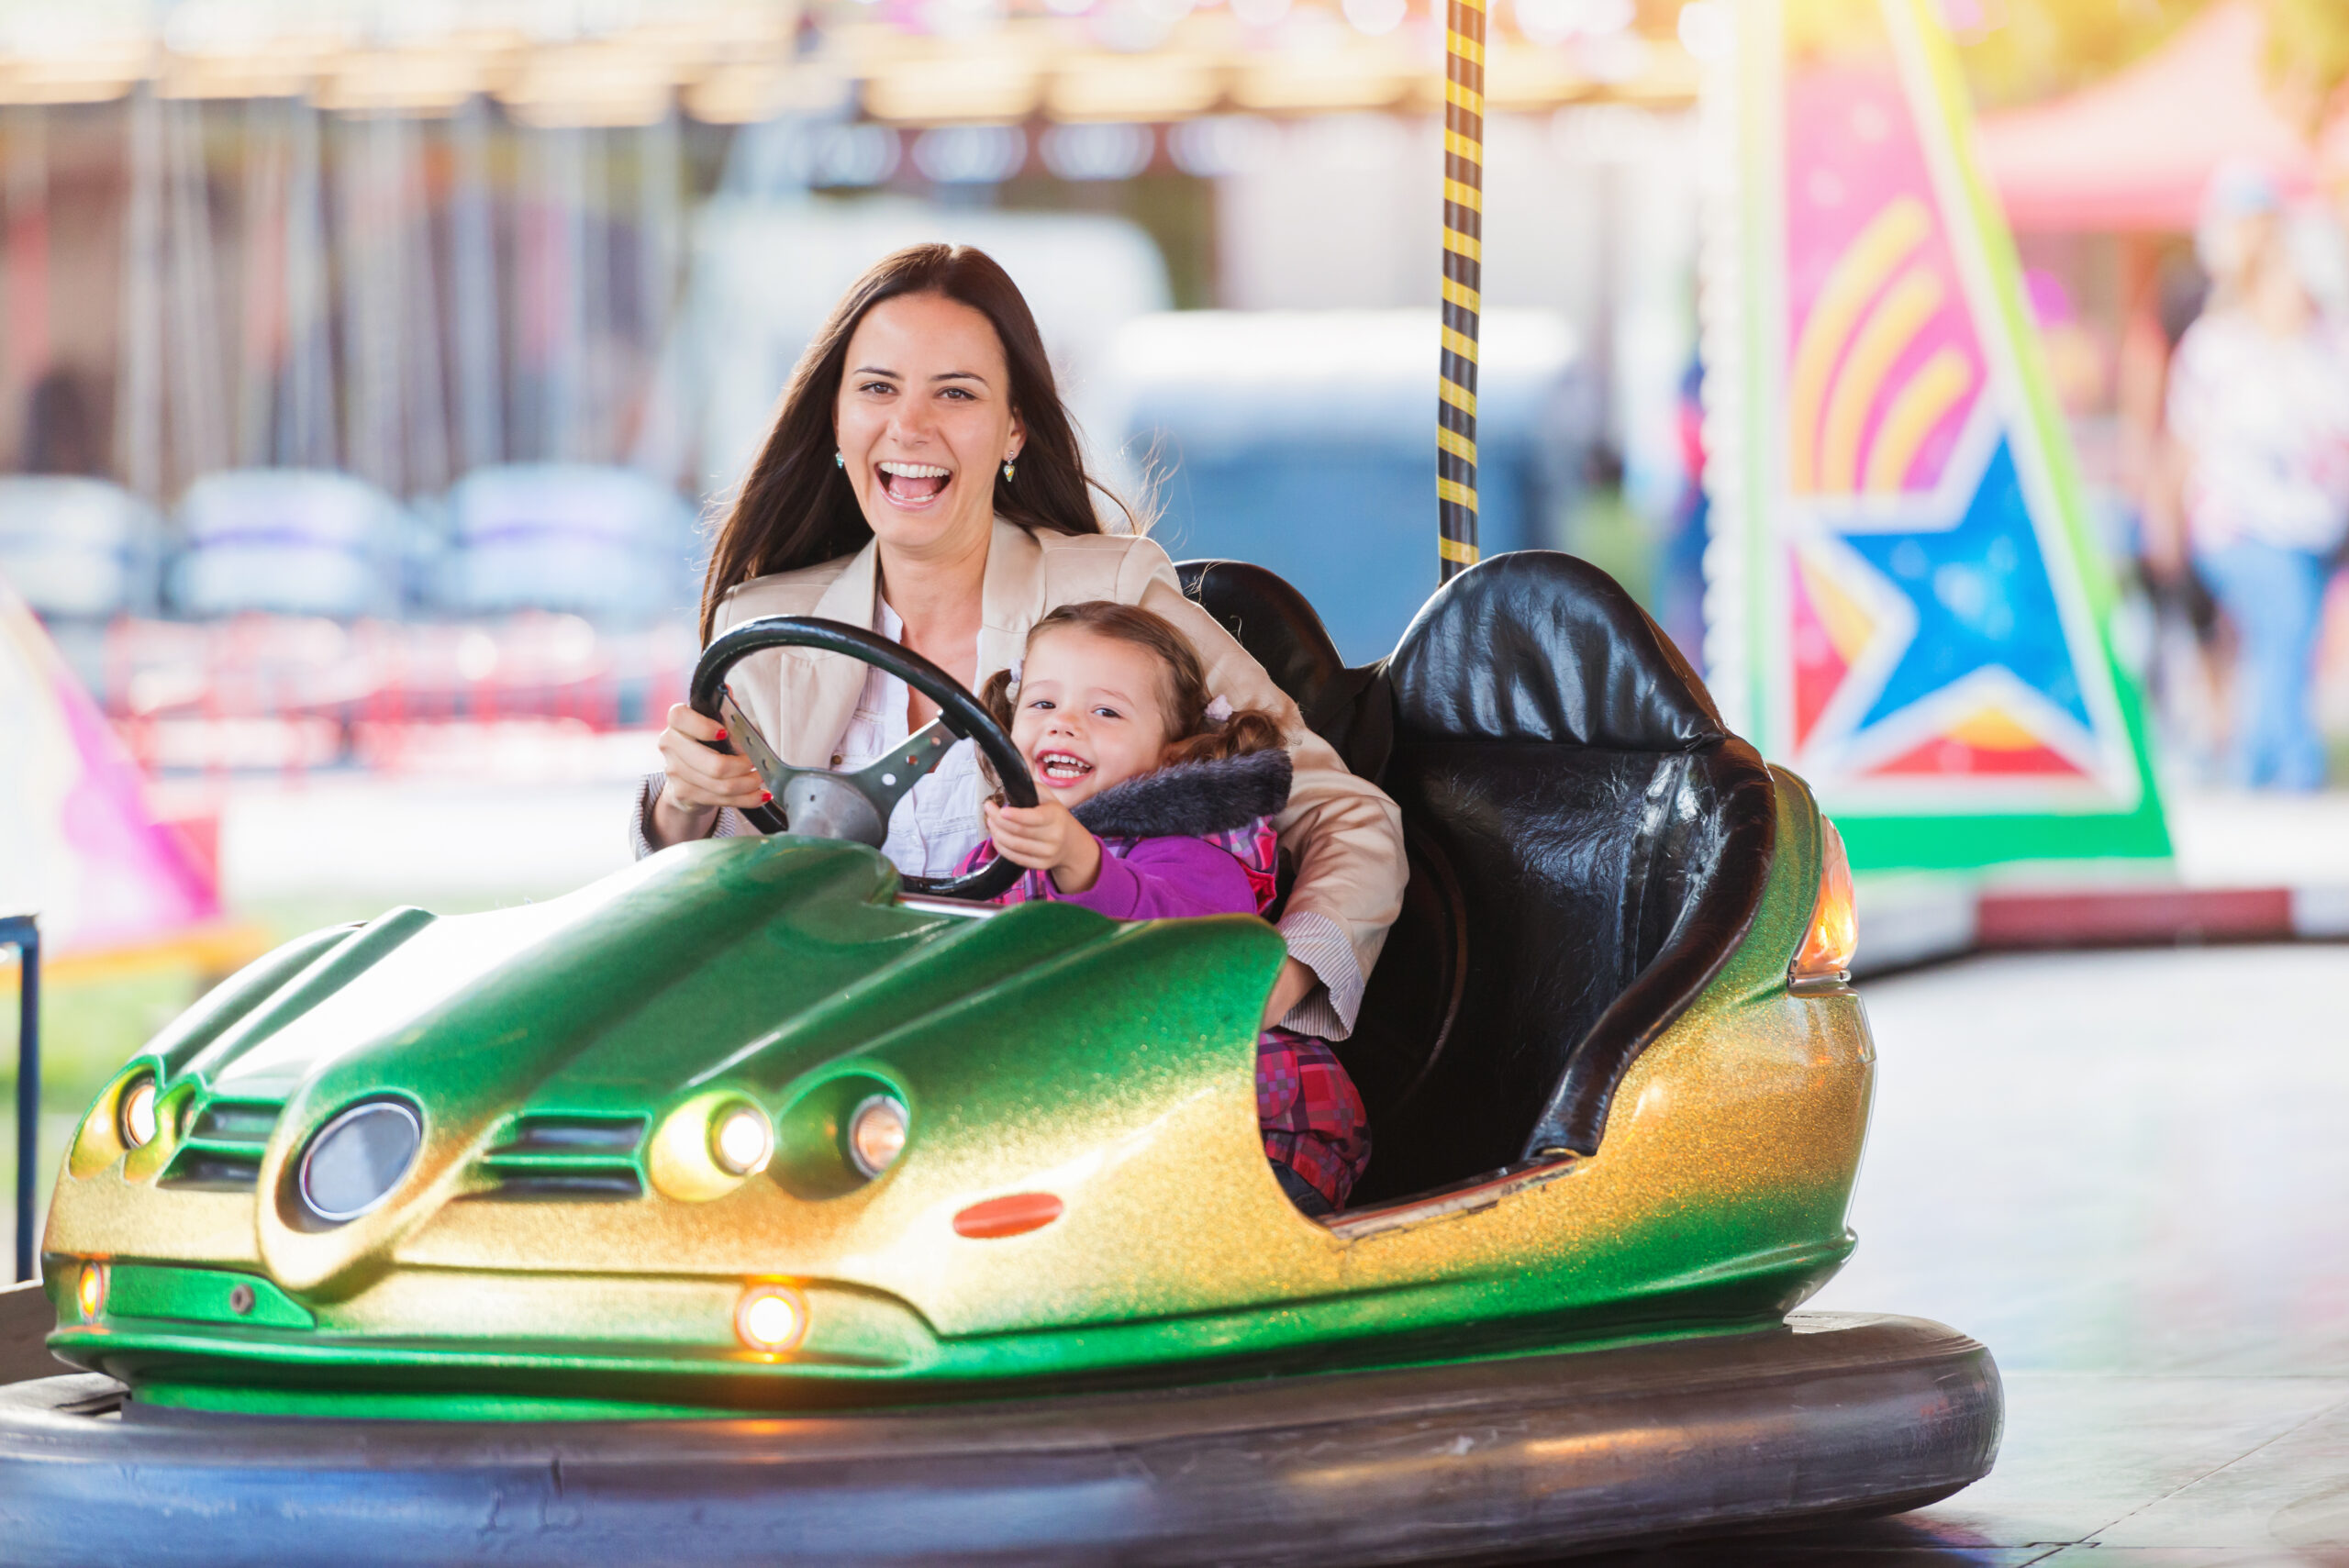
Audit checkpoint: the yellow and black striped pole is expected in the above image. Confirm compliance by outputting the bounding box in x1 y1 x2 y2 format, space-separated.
1438 0 1486 583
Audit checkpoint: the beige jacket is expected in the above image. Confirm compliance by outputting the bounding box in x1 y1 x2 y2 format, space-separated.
639 518 1407 1037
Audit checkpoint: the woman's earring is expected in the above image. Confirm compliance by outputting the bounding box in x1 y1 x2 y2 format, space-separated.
834 450 845 469
1001 458 1017 484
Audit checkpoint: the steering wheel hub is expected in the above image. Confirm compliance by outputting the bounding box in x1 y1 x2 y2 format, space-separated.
780 773 887 847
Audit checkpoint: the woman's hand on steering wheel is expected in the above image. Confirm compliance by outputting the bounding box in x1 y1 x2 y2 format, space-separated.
687 616 1038 900
651 704 770 845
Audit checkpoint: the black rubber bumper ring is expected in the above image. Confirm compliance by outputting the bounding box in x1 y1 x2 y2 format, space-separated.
0 1311 2000 1567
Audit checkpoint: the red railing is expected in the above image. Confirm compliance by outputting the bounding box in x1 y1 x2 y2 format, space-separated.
100 612 694 778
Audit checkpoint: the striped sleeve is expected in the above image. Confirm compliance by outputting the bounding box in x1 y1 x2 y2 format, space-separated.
1276 907 1366 1041
629 772 751 861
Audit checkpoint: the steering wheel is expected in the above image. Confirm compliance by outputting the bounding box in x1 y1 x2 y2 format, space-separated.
690 616 1036 902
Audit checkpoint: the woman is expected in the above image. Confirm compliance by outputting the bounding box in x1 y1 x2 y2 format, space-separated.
2167 168 2349 792
639 243 1405 1036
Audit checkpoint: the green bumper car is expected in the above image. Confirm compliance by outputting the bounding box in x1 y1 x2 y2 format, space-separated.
0 553 1998 1565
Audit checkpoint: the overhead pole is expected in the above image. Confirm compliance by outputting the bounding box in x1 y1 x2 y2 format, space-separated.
1438 0 1486 583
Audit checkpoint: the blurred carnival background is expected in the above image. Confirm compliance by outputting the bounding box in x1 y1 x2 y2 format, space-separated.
8 0 2349 1291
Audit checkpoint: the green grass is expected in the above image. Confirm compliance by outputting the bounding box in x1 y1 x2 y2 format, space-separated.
4 962 210 1274
0 965 208 1104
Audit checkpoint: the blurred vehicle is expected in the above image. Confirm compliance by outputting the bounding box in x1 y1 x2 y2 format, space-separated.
1106 309 1588 662
168 471 409 621
0 477 165 693
0 477 162 621
430 464 700 623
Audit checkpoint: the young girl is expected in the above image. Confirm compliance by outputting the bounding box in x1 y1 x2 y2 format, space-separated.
962 601 1372 1216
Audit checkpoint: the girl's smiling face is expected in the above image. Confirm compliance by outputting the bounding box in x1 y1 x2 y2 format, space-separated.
1010 628 1176 807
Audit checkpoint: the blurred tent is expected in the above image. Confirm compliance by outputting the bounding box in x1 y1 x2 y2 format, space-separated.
0 9 1698 129
434 464 700 622
1976 1 2320 233
169 470 410 619
0 477 161 620
0 576 254 968
0 0 1709 651
1107 309 1585 662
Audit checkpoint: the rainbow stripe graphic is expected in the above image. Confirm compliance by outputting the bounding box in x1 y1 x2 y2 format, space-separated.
1702 0 2167 871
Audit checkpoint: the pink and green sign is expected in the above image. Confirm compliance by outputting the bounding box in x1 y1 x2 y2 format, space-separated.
1701 0 2168 870
0 579 220 955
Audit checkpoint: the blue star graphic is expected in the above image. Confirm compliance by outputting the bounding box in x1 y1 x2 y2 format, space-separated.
1836 438 2089 733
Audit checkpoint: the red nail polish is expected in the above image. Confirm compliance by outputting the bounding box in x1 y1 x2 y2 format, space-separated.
761 791 774 804
715 728 728 741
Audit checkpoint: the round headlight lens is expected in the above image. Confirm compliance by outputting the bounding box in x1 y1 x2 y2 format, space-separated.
845 1095 907 1178
736 1284 807 1352
298 1100 422 1223
118 1078 159 1149
75 1262 106 1319
710 1104 774 1176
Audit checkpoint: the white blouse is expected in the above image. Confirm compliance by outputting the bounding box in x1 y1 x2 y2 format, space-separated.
837 599 990 879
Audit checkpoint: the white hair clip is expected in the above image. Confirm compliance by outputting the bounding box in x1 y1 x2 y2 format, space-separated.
1008 657 1023 686
1205 694 1234 724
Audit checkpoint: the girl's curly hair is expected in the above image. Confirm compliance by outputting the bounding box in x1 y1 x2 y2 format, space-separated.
978 601 1286 768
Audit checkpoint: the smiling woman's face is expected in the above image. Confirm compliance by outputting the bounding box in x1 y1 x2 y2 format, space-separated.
833 291 1025 562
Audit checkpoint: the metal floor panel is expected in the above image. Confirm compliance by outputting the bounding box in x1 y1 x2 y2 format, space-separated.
1586 945 2349 1565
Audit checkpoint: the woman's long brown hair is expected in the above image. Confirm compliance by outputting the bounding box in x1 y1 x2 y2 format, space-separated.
697 243 1134 640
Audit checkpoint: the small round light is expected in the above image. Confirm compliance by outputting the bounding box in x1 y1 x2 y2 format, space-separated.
76 1262 106 1319
299 1100 423 1223
711 1104 774 1176
846 1095 907 1178
118 1078 159 1149
735 1284 807 1352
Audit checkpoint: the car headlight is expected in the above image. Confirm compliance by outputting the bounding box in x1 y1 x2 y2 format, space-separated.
735 1284 808 1352
711 1103 774 1176
298 1100 423 1223
846 1095 907 1178
117 1077 159 1149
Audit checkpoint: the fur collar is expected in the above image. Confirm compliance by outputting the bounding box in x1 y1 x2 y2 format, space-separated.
1072 748 1293 839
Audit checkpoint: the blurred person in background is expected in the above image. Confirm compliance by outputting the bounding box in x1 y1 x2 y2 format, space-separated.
2124 247 2230 780
2111 245 2226 777
2165 163 2349 791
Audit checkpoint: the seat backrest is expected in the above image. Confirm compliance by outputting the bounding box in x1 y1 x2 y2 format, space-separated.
1182 551 1776 1206
1177 560 1392 779
1348 552 1776 1203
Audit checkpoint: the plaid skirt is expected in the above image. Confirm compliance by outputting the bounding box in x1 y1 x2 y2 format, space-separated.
1257 1027 1372 1209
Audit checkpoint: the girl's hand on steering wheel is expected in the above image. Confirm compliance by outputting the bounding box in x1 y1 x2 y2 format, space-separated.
651 703 771 846
984 798 1103 895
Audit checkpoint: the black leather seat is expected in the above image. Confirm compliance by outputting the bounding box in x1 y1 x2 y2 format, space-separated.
1175 561 1391 778
1180 552 1776 1204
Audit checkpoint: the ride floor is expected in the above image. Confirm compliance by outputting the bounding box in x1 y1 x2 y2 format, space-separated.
1581 943 2349 1566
